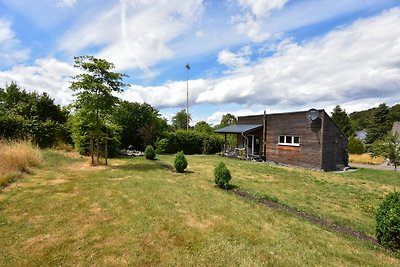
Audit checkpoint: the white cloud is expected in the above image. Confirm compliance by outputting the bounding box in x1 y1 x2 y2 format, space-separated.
205 108 262 125
0 18 30 66
233 0 288 42
59 0 204 72
197 8 400 111
118 78 211 109
238 0 289 18
58 0 77 8
0 58 77 106
217 46 252 70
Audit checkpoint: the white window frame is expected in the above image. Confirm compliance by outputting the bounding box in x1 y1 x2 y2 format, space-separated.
278 135 300 146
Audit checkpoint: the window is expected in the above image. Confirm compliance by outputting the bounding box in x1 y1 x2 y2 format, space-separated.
278 135 300 146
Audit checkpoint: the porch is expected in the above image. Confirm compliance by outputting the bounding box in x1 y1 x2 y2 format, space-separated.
215 124 265 161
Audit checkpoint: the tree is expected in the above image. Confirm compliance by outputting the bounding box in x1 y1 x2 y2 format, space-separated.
371 133 400 171
220 113 237 127
113 101 167 150
366 103 391 144
70 56 127 131
69 56 127 156
0 82 69 147
194 121 213 134
172 109 191 130
331 105 355 137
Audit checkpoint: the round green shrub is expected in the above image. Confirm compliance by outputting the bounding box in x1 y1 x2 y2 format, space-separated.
144 145 156 160
174 151 188 173
214 162 231 189
376 191 400 250
155 138 169 154
348 137 365 154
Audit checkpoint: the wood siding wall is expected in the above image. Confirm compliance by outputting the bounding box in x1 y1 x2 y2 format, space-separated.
236 110 348 171
265 111 323 170
321 112 348 171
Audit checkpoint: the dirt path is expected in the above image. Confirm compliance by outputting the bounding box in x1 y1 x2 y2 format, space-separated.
350 163 397 171
230 189 379 245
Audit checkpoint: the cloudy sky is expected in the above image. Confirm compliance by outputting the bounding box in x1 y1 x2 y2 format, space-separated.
0 0 399 125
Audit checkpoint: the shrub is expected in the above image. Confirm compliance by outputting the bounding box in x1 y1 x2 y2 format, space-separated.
203 135 224 154
144 145 156 160
214 162 231 189
174 151 188 173
376 191 400 250
348 137 365 154
155 138 169 154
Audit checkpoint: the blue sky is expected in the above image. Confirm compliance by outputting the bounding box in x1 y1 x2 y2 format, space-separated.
1 0 400 125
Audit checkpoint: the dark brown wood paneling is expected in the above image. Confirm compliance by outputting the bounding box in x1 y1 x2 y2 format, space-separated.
265 111 323 170
321 111 348 171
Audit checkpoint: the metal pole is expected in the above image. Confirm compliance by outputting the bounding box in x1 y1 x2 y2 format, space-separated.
186 63 190 130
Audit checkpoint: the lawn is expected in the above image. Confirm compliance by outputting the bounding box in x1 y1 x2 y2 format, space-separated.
0 151 399 266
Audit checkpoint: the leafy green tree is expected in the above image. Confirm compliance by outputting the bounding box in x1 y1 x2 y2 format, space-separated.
194 121 213 134
113 101 167 150
366 103 391 144
172 109 191 130
371 133 400 171
331 105 355 137
69 56 127 155
70 56 127 130
0 82 69 147
220 113 237 127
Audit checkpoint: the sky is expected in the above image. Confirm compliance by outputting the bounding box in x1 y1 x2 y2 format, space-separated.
0 0 400 125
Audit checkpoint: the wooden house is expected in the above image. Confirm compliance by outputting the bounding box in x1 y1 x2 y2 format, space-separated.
215 109 348 171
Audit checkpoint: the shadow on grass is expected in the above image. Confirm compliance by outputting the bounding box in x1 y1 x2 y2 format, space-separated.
111 160 175 172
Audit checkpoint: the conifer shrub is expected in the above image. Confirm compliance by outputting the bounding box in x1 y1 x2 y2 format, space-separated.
214 162 231 189
376 191 400 250
174 151 188 173
348 137 365 154
144 145 156 160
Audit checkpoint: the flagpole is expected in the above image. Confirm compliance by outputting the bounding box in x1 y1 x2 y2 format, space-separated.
186 63 190 130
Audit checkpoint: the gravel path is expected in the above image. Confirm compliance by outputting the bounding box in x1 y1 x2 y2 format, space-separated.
350 163 397 171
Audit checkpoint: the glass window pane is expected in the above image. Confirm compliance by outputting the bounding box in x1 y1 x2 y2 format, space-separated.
285 136 292 143
279 136 285 143
294 137 299 144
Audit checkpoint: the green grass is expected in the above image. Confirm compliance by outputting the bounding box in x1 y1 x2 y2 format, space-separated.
0 151 399 266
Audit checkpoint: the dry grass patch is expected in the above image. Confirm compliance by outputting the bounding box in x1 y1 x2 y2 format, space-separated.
349 153 385 165
0 140 42 187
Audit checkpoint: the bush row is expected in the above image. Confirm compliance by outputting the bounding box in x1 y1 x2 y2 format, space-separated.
156 130 224 155
0 115 70 148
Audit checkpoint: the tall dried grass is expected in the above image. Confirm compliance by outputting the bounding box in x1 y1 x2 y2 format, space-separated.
349 153 385 165
0 140 42 187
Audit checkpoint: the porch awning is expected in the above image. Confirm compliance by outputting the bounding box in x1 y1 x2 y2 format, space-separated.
215 124 263 134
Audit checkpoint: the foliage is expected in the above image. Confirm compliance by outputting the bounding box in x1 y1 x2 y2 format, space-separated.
370 133 400 170
172 109 191 130
69 56 127 155
214 162 231 189
194 121 213 134
376 191 400 250
155 138 169 154
174 151 188 173
0 82 69 147
69 110 121 156
156 131 223 155
144 145 156 160
114 101 168 150
220 113 237 127
331 105 355 137
365 103 392 144
348 136 365 154
202 135 224 154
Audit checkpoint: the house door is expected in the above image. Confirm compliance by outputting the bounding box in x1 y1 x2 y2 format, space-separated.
248 135 260 155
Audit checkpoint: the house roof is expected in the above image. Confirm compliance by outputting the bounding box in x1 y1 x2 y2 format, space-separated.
215 124 263 134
